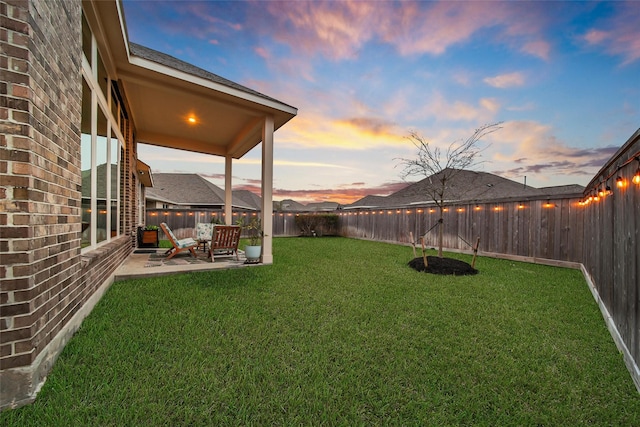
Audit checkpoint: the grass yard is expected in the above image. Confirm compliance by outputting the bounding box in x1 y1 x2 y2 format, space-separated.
2 237 639 425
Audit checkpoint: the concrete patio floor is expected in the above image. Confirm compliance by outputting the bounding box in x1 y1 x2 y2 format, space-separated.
114 248 257 281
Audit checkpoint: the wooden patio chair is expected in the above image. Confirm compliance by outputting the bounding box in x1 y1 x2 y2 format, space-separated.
209 225 241 262
160 222 198 260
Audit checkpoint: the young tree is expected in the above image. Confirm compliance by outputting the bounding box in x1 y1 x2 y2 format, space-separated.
396 123 502 257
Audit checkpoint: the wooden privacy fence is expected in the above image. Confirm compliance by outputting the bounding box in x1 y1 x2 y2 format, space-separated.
338 196 585 264
145 209 308 239
579 129 639 390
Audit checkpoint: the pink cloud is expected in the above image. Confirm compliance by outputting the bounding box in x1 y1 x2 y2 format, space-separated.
263 0 381 60
281 181 411 204
581 1 640 65
257 55 317 83
187 3 242 31
160 2 243 41
584 29 609 45
380 1 505 56
261 1 552 61
336 117 399 136
521 40 551 60
254 46 270 60
489 121 620 182
237 181 410 205
416 93 500 123
483 72 526 89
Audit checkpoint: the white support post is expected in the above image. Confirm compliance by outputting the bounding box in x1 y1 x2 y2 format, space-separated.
225 155 233 225
261 115 274 264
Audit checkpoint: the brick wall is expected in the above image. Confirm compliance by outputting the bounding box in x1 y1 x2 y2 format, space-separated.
0 0 135 410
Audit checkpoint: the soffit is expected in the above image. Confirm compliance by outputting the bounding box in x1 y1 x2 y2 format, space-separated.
136 159 153 187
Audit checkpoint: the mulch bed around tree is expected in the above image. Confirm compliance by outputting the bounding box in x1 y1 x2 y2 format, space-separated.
408 256 478 276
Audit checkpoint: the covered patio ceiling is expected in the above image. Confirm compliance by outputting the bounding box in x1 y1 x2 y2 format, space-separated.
87 0 297 159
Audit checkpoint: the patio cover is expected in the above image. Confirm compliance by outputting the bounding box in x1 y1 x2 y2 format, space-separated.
84 1 298 263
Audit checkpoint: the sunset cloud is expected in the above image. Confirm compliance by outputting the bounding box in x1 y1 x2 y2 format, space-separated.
276 112 406 150
487 121 620 183
254 46 269 59
521 40 551 61
264 0 381 60
581 1 640 65
233 156 354 170
261 0 552 61
584 30 609 45
336 117 399 137
275 180 410 204
417 94 500 123
232 180 409 205
484 72 526 89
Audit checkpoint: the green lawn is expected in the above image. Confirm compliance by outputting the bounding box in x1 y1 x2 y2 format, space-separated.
2 238 639 425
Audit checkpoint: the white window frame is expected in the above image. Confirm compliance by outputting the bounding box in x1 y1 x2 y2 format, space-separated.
81 16 124 252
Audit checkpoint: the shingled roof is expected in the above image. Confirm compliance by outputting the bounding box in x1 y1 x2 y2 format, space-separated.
537 184 585 195
345 195 392 209
233 189 263 210
275 199 308 211
129 43 294 109
274 199 342 212
145 173 258 210
345 169 584 209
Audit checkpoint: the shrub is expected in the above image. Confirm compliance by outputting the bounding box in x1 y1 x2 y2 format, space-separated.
295 213 339 236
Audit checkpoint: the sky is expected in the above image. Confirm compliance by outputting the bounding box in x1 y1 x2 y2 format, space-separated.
122 0 640 205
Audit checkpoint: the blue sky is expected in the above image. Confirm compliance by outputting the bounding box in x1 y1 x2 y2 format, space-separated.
122 0 640 204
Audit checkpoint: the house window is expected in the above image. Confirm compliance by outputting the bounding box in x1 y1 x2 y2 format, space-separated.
137 178 145 226
81 12 124 250
82 14 91 64
81 79 92 246
110 130 121 238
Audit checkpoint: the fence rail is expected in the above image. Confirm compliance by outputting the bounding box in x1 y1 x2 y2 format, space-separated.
145 209 308 239
338 196 585 263
580 129 639 389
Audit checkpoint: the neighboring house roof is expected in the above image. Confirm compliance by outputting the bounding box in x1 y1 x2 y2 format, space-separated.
275 199 342 212
304 202 341 211
537 184 585 196
275 199 307 211
388 169 541 205
145 173 257 210
81 164 118 199
233 189 263 210
345 169 584 209
343 195 388 209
